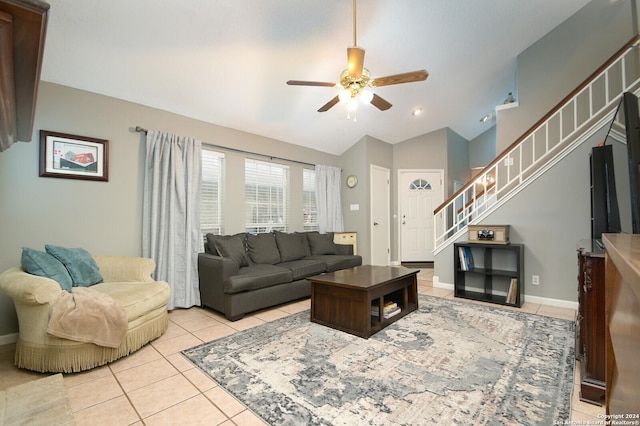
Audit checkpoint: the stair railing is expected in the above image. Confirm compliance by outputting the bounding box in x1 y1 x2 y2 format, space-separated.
434 36 640 253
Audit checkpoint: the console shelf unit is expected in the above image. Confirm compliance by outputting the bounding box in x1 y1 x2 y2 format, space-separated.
453 242 524 307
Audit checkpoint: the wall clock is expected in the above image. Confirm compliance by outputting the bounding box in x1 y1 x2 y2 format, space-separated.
346 175 358 188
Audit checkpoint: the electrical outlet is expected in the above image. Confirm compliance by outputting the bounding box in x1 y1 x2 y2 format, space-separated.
532 275 540 285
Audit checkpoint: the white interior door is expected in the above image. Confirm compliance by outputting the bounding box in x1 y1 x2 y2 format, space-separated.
399 170 444 262
370 165 390 266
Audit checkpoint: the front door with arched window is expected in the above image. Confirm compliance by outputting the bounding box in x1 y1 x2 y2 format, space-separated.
398 170 444 262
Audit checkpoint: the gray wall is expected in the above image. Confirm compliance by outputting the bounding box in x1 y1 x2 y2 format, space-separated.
0 82 340 337
446 129 471 196
469 126 497 169
341 135 394 265
497 0 635 152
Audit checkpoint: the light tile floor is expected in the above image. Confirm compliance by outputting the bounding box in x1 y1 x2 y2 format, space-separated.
0 268 604 425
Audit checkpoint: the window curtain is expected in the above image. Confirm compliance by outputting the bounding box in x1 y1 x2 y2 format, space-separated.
315 164 344 233
143 130 202 310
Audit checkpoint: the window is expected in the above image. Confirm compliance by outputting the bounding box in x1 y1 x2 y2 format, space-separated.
200 148 225 238
245 159 289 233
410 178 432 190
303 168 318 231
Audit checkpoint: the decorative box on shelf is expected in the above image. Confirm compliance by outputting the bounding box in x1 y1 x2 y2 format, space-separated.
467 225 510 244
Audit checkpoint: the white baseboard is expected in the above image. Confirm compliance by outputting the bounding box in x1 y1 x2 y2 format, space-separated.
524 295 578 310
432 276 453 290
433 278 578 310
0 333 18 346
390 260 401 266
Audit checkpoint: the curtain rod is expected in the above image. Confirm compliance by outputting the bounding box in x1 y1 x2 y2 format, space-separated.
134 125 316 168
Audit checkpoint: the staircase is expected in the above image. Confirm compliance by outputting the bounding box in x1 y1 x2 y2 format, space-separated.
434 36 640 255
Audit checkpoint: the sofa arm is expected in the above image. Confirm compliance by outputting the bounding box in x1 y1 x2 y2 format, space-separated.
198 253 239 284
198 253 238 308
93 256 157 282
0 267 63 305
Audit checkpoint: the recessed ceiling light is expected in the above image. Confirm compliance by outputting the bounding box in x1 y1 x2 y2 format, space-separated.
480 113 492 123
412 107 423 117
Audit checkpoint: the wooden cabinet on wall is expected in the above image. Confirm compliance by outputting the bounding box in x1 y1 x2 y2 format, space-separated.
576 241 606 406
0 0 49 152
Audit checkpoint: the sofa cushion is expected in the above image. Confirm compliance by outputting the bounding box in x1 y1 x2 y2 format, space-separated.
274 231 307 262
21 247 73 292
214 235 250 267
246 233 281 264
91 281 171 322
305 254 362 272
307 232 338 255
224 264 293 294
45 245 104 287
295 232 315 257
278 259 326 280
206 233 246 255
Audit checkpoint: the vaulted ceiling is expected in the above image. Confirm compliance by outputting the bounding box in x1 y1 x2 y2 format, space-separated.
41 0 591 155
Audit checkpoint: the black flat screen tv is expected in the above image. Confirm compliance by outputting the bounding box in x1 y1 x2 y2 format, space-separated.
591 144 620 239
595 91 640 239
622 91 640 233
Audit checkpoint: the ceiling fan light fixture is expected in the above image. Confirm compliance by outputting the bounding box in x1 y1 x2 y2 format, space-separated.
360 89 374 103
339 89 352 104
347 97 358 111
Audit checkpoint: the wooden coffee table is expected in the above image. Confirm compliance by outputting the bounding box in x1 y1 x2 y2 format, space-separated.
308 265 419 339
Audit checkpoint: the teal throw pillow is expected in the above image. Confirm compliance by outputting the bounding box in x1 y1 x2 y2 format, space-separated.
45 245 104 287
21 247 73 292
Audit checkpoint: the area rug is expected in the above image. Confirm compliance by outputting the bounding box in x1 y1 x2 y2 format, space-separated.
0 374 74 425
182 295 575 425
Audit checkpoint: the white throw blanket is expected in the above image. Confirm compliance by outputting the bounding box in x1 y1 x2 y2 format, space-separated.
47 287 127 348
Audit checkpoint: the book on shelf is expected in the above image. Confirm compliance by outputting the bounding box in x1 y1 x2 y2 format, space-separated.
383 301 397 310
506 278 518 304
465 247 474 271
371 306 401 319
371 301 398 314
458 246 474 271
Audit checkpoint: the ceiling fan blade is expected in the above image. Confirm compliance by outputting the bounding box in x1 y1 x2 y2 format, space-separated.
347 47 365 79
371 70 429 87
318 96 340 112
287 80 337 87
371 94 392 111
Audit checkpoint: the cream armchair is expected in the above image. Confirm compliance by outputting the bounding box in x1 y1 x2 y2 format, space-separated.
0 256 170 373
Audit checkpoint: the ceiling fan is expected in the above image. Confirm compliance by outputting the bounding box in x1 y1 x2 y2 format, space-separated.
286 0 428 114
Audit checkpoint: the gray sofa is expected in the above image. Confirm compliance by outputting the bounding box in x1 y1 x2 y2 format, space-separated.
198 231 362 320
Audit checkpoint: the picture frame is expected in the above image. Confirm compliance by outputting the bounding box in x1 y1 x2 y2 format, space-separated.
39 131 109 182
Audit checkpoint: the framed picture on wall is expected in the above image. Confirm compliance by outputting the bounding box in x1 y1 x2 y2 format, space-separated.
39 131 109 182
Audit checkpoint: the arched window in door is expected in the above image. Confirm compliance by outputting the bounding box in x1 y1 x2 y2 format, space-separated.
409 178 432 191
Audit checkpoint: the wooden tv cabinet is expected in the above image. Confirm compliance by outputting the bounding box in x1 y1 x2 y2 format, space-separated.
576 241 606 406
